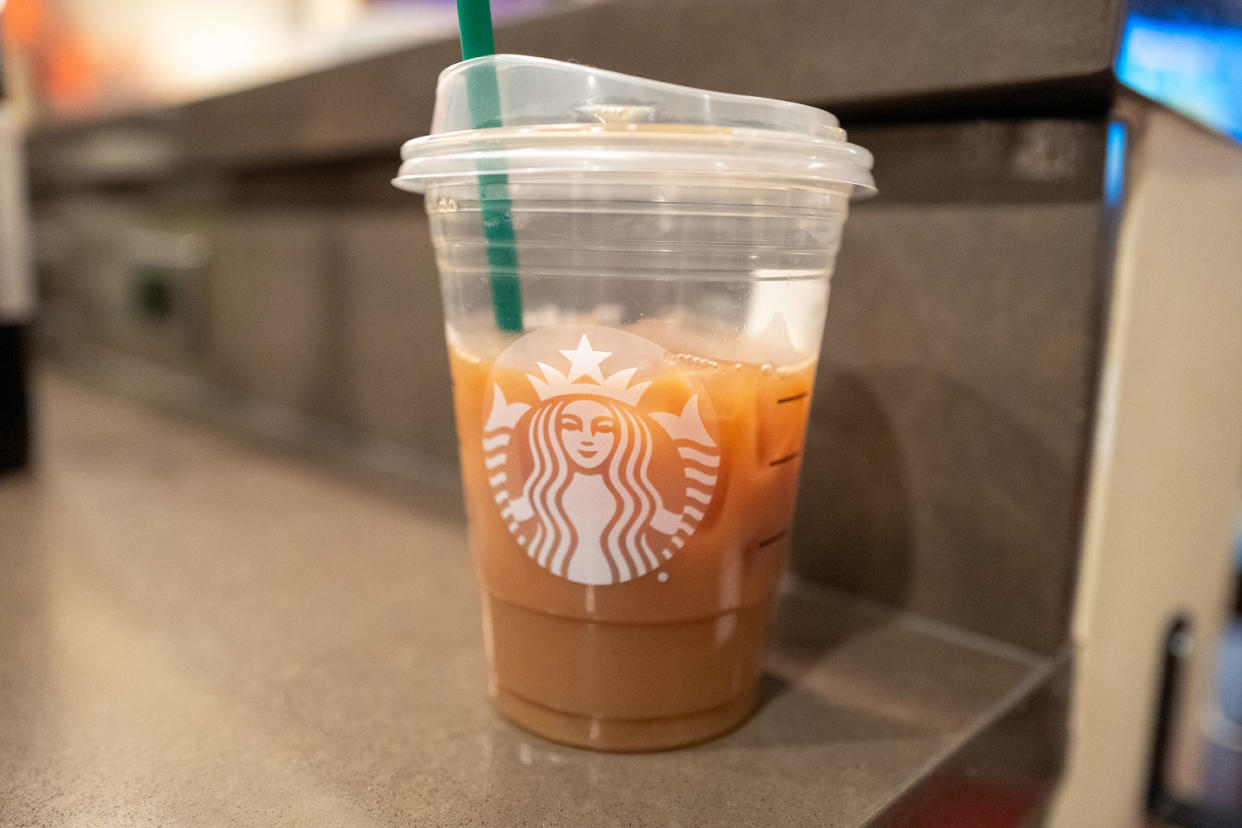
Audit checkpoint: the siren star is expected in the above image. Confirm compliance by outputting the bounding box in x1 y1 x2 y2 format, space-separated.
559 334 612 383
526 333 652 406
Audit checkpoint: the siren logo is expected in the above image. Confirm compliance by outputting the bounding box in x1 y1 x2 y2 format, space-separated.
481 326 720 585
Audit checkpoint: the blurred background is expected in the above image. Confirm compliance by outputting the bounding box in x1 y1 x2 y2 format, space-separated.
2 0 1241 825
1 0 575 117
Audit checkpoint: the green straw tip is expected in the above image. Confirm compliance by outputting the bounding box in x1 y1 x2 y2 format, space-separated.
457 0 498 60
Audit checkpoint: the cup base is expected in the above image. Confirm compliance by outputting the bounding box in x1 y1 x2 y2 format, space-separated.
491 684 759 752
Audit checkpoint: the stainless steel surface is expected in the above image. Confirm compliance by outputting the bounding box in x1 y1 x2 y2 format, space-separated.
0 371 1065 825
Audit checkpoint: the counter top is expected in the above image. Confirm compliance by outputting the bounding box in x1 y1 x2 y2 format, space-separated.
1 372 1065 825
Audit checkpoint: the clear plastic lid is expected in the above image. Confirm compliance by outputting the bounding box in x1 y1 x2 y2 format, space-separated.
394 55 875 197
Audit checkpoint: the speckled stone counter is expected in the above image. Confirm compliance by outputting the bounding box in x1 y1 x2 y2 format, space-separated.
0 373 1065 826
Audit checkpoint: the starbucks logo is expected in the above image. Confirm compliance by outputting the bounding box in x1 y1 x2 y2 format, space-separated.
481 326 720 585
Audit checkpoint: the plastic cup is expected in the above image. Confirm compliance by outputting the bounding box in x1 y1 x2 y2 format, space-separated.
394 55 874 751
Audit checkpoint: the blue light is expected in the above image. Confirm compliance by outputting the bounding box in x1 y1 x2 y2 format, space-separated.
1104 121 1128 206
1116 13 1242 142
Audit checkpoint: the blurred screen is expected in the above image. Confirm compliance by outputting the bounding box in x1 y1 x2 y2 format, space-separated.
1117 10 1242 141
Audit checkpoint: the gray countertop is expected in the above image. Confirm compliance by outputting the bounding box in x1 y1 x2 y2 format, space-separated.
1 372 1062 826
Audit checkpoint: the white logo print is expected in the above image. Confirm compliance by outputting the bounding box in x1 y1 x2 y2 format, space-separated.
482 326 720 585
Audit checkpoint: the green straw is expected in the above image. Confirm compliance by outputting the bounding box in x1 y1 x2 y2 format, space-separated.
456 0 523 332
